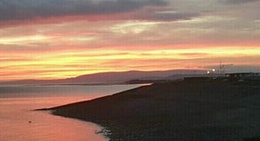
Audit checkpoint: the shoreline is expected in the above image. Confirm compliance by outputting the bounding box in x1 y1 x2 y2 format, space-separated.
42 79 260 141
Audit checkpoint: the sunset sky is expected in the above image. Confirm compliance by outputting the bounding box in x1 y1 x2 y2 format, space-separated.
0 0 260 80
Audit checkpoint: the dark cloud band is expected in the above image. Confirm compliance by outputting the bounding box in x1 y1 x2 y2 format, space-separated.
0 0 168 21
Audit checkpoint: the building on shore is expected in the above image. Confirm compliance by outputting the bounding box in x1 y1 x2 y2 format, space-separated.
183 72 260 82
226 73 260 80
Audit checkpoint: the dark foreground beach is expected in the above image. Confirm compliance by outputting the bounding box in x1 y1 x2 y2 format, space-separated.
43 79 260 141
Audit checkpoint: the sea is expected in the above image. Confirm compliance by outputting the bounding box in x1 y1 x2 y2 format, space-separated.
0 84 142 141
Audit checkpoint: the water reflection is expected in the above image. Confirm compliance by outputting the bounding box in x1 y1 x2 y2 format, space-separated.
0 97 108 141
0 84 142 141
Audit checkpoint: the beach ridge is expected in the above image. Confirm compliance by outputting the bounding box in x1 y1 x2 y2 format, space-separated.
43 79 260 141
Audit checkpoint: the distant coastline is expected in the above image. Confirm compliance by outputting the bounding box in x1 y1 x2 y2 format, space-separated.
0 69 207 85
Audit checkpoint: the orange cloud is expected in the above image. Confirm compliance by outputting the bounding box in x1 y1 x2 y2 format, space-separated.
0 0 259 81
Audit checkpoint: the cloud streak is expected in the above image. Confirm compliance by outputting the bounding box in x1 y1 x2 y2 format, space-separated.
222 0 259 4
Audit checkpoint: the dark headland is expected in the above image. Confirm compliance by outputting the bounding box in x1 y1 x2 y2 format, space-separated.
42 78 260 141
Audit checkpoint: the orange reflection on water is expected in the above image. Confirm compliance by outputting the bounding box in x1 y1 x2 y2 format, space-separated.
0 97 108 141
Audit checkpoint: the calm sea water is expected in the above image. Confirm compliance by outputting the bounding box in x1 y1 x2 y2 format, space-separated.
0 84 141 141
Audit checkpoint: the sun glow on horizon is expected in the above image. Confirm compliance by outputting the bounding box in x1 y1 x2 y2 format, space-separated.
1 46 259 81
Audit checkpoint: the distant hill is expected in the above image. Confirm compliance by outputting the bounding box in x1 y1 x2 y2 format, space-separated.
0 69 206 85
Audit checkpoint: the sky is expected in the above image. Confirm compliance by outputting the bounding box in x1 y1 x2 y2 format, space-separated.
0 0 260 80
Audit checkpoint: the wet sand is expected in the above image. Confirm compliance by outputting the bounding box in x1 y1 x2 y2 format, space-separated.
45 79 260 141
